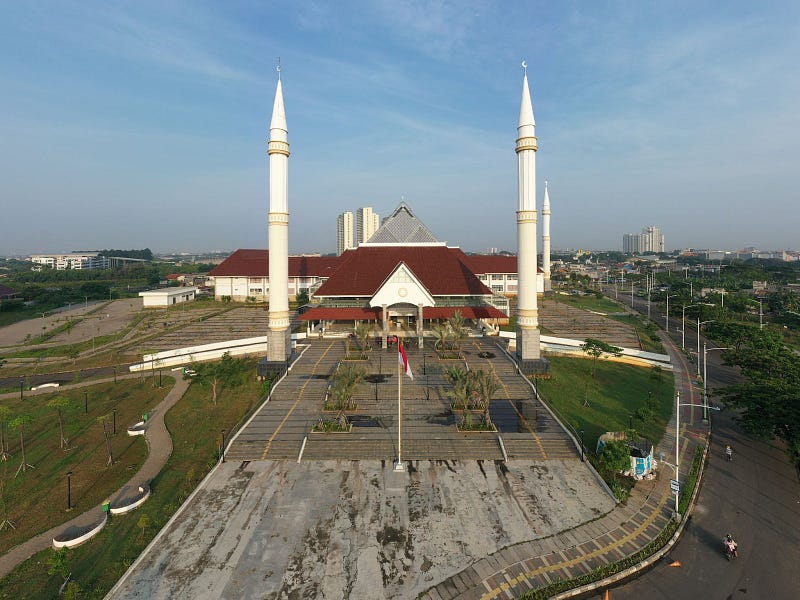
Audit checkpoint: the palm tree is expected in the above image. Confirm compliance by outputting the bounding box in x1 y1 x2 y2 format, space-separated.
354 322 371 356
433 325 450 352
472 370 500 427
10 414 34 475
48 396 71 449
448 311 467 353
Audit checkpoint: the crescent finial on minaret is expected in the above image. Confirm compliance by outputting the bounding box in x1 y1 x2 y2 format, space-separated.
521 60 527 75
276 57 281 80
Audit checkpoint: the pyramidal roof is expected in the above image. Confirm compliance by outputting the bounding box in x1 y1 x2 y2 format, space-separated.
362 202 442 245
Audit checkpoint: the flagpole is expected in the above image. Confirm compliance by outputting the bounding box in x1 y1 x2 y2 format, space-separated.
395 342 404 471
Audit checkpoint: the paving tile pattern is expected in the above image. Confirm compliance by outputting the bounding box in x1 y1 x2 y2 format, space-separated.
226 338 579 463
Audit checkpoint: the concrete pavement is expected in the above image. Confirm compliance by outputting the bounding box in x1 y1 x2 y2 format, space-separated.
418 331 708 599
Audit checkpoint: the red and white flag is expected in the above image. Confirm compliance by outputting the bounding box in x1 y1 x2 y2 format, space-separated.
398 341 413 380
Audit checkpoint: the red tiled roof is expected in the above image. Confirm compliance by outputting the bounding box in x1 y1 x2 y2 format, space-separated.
207 249 340 278
314 246 492 297
422 306 507 319
299 307 382 321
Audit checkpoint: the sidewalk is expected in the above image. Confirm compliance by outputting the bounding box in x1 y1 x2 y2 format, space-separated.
420 332 709 599
0 375 190 578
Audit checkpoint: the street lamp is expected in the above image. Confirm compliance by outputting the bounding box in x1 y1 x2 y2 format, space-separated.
673 390 719 518
681 304 701 349
703 343 731 421
697 319 715 375
66 471 73 510
112 408 117 435
665 295 678 332
84 390 88 414
579 429 585 462
220 429 227 463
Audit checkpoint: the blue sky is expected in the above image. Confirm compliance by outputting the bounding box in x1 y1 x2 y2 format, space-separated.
1 1 798 256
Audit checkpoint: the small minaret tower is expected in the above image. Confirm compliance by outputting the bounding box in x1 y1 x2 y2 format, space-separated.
542 180 552 291
267 64 291 364
515 61 545 369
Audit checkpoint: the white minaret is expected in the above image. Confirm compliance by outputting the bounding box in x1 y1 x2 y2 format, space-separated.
267 65 291 363
542 180 552 291
515 61 542 364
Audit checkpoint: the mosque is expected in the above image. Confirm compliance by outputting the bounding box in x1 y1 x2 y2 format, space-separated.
210 65 552 373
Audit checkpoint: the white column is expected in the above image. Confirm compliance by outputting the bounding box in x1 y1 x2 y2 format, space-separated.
515 66 541 361
268 75 291 363
542 181 551 291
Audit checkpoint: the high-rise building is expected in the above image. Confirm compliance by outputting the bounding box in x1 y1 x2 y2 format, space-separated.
623 227 665 254
622 233 640 254
356 207 380 244
337 211 355 256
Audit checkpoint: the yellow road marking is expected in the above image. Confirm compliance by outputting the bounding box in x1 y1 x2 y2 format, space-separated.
261 342 334 460
479 463 675 599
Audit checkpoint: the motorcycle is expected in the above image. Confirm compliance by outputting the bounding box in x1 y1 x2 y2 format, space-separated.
724 540 738 560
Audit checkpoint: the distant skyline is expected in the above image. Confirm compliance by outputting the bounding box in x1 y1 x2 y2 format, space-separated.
1 1 798 256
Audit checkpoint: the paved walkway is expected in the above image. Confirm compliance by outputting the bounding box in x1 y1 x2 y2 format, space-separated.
0 375 190 578
420 332 709 599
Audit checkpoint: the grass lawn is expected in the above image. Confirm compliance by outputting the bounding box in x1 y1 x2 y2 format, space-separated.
536 355 673 454
550 293 625 314
0 377 172 555
0 359 269 599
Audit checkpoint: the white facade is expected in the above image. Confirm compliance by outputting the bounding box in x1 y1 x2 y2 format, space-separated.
30 253 110 270
211 274 319 302
356 207 380 244
139 287 198 307
337 211 355 255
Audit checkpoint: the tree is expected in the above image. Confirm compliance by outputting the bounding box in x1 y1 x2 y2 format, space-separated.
0 406 12 460
432 325 450 352
137 513 151 544
447 311 468 353
581 338 623 377
354 322 371 355
188 353 249 405
48 396 71 449
10 414 33 475
328 364 366 429
98 414 114 466
598 439 631 474
47 547 70 578
717 328 800 464
295 289 309 305
472 370 500 427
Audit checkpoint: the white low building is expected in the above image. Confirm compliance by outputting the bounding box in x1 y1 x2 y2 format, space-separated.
139 287 198 308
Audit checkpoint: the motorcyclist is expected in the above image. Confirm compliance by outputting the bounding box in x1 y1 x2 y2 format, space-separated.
725 445 733 461
724 534 738 558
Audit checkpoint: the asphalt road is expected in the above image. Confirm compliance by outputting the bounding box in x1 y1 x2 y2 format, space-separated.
595 287 800 599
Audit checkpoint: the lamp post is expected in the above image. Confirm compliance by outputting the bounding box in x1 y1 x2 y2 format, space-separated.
681 304 701 349
665 295 678 332
703 343 731 421
19 379 23 401
66 471 73 510
697 319 714 375
673 390 720 518
579 429 585 462
112 408 117 435
84 390 88 414
113 365 117 384
220 429 227 463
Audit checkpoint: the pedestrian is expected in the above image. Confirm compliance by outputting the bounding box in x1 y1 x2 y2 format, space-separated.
725 444 733 462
